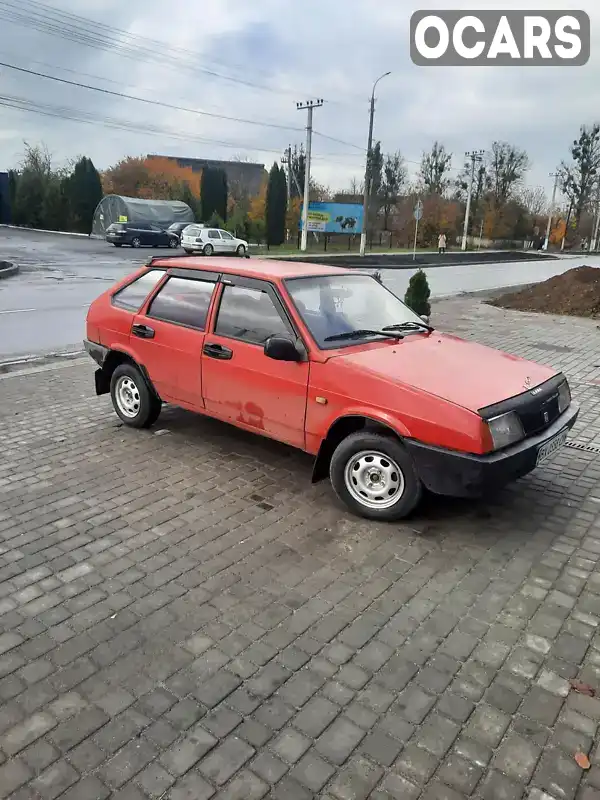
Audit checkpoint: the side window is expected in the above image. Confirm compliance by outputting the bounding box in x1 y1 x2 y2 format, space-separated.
208 230 221 239
112 269 165 311
215 285 292 345
220 231 234 240
147 276 216 330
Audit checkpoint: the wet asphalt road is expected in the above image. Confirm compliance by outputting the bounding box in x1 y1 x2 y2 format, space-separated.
0 227 596 360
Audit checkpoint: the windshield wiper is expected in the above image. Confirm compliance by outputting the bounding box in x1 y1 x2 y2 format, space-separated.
383 321 434 333
324 329 405 343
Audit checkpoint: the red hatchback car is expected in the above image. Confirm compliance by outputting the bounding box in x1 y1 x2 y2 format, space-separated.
84 256 578 521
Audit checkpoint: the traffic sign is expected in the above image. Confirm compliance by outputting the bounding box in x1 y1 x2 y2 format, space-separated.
414 200 423 221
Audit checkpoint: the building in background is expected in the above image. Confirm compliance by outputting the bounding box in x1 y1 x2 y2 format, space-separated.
146 155 266 198
0 172 11 224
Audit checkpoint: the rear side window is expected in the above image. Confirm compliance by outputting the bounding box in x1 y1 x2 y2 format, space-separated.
112 269 165 312
208 230 221 239
148 276 216 330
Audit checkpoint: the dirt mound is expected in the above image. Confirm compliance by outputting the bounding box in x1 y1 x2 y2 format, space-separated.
489 266 600 317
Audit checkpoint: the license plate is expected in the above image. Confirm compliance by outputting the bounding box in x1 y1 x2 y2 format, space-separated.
536 429 568 465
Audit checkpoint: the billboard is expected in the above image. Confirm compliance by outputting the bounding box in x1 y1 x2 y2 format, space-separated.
299 202 363 234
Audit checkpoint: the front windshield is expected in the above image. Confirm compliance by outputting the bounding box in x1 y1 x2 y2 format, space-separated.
285 274 426 348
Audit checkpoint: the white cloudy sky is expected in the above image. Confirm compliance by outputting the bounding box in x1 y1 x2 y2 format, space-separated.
0 0 598 199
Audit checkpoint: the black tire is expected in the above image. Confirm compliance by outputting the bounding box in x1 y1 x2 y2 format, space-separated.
203 243 214 256
329 432 422 521
131 237 141 248
110 363 162 429
183 248 193 254
236 244 246 256
113 243 122 248
168 238 178 248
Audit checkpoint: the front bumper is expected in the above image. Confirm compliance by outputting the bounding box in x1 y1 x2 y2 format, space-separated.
405 403 580 498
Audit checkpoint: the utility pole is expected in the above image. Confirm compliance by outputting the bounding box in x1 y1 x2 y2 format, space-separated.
360 71 391 257
461 150 485 251
297 100 323 252
281 145 292 207
544 172 559 250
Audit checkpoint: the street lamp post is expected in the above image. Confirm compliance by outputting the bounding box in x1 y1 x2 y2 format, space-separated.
359 71 391 257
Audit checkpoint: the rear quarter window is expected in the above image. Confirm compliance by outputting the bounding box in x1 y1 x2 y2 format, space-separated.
112 269 165 312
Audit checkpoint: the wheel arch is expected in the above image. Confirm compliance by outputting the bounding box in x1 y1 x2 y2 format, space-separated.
95 349 159 401
311 414 407 483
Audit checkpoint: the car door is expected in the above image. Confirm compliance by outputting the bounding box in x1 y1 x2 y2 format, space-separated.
150 225 167 246
201 277 309 448
128 269 219 407
218 230 236 253
207 229 224 253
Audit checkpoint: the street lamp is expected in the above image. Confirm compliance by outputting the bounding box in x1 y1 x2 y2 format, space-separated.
359 71 391 257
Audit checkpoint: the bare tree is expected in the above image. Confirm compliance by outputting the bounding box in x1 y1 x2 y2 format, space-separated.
560 123 600 229
518 186 548 218
488 141 530 207
380 152 408 231
419 141 453 195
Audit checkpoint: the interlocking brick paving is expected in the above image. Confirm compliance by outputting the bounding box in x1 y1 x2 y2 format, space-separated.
0 297 600 799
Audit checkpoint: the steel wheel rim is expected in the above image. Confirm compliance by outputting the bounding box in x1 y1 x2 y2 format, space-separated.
344 450 405 509
237 245 245 255
132 238 141 247
115 376 141 418
169 238 177 248
204 244 213 255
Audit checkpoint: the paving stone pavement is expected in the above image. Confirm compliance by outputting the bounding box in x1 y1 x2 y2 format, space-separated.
1 296 600 799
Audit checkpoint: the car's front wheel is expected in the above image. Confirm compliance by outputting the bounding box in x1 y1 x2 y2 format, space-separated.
329 432 422 521
131 237 141 248
168 238 178 248
110 363 162 428
203 243 214 256
236 244 246 256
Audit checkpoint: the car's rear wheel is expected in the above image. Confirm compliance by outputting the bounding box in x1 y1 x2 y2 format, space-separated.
168 238 178 248
131 237 141 248
203 243 214 256
236 244 246 256
330 432 422 521
110 363 161 429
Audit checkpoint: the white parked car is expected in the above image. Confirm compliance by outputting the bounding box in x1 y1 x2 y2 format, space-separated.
181 225 248 257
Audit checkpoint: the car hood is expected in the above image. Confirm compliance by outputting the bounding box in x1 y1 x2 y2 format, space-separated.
329 332 557 412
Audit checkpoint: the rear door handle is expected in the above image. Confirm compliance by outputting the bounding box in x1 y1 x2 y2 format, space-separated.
203 342 233 360
132 323 155 339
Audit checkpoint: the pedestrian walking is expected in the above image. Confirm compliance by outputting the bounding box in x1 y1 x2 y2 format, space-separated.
438 233 447 254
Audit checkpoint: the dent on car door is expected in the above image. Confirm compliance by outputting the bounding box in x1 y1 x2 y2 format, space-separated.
201 279 309 447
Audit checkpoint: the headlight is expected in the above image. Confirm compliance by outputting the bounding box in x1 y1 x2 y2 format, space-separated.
558 380 571 413
487 411 524 451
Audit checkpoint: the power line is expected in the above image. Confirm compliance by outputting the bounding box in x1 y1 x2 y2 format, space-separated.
0 60 304 133
0 0 359 106
0 93 362 168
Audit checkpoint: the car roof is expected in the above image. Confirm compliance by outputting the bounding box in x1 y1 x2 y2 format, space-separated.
149 256 354 280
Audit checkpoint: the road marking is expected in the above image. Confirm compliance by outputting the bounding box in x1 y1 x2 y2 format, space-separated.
0 304 90 315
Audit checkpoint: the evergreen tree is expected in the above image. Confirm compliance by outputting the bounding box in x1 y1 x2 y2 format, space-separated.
266 163 286 246
201 167 228 223
64 156 103 233
404 269 431 316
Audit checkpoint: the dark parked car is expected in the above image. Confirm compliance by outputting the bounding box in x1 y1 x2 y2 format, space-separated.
106 222 179 249
166 222 190 242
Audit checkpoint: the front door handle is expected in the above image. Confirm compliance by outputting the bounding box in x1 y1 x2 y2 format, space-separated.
203 342 233 360
132 323 155 339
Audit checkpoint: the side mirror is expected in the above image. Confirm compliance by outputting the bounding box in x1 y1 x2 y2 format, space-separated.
420 314 430 324
264 335 302 362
